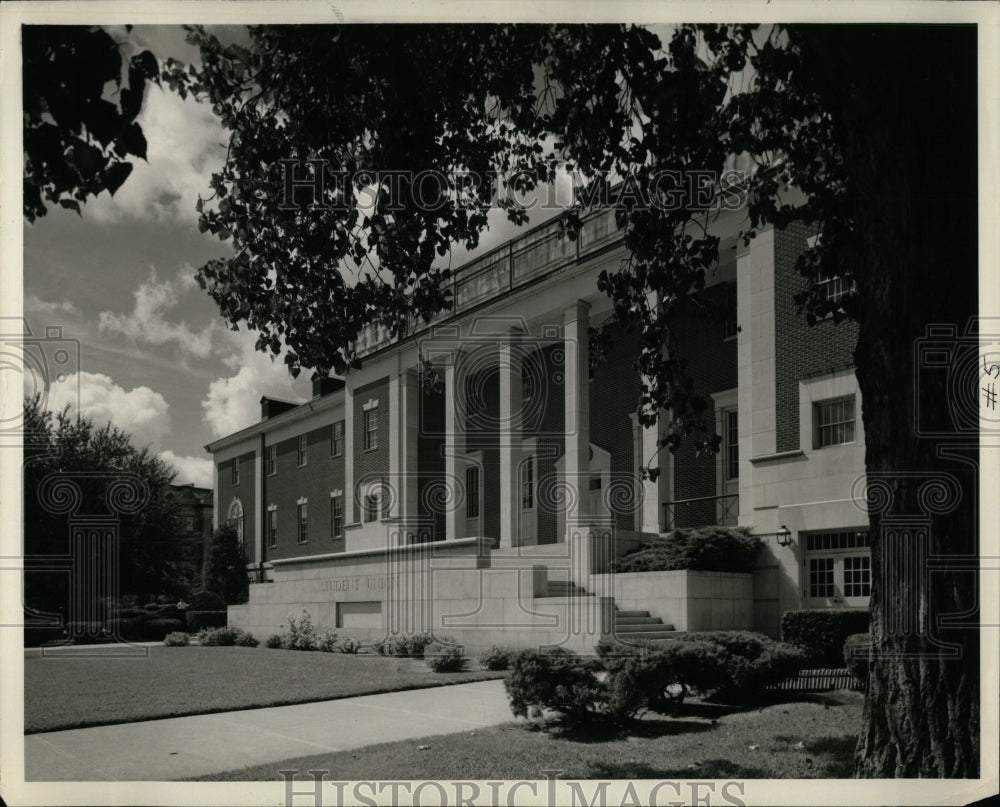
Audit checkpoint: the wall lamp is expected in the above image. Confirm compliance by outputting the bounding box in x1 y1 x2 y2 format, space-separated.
754 525 793 547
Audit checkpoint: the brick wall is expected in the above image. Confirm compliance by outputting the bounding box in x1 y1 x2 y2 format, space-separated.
352 377 390 523
217 451 256 562
670 283 738 527
774 223 859 452
264 424 345 562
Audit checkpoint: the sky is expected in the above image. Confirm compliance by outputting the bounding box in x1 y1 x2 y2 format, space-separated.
22 24 576 489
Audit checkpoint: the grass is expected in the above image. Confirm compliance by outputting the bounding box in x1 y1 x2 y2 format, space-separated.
24 646 504 734
190 690 864 780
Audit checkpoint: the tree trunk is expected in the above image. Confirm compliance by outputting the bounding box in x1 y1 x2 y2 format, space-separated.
798 25 980 777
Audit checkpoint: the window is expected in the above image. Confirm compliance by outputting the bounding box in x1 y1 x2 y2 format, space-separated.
805 530 871 551
267 445 277 476
231 459 239 486
364 491 381 523
227 499 244 547
844 555 871 598
521 456 534 510
268 508 277 548
809 557 835 598
817 275 856 304
814 395 855 448
466 467 480 519
183 515 195 533
332 420 344 457
331 495 344 539
723 283 738 339
724 409 739 480
364 408 378 450
297 434 308 467
297 503 308 543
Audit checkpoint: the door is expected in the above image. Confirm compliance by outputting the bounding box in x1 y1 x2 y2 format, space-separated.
519 454 537 545
719 407 739 525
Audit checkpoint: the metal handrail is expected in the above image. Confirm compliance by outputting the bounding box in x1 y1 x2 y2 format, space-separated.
662 493 739 531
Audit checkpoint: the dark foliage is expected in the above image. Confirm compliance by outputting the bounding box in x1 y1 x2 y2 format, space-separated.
781 609 870 667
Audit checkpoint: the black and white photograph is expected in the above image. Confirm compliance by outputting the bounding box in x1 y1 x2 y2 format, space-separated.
1 2 997 805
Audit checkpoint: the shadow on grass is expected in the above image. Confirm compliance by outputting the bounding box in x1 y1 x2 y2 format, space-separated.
529 716 715 744
587 758 773 779
772 733 859 777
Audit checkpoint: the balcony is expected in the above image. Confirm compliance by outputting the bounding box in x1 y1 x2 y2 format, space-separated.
352 207 623 358
662 493 739 532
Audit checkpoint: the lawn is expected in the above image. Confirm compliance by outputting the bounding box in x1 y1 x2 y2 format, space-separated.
24 646 505 733
191 690 864 780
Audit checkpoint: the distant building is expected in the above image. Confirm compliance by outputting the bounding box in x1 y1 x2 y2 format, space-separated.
206 201 870 651
169 483 213 588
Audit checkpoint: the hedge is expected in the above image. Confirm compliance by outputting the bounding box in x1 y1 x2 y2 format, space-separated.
425 642 464 672
188 590 226 611
142 618 184 641
843 632 873 686
781 609 870 667
612 526 763 574
185 610 227 631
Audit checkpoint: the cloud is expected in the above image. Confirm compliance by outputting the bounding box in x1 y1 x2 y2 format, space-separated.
202 330 310 438
24 295 81 320
82 84 227 224
98 266 220 358
158 449 213 487
47 371 171 446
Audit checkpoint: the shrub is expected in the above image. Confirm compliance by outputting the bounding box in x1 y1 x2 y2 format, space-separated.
504 648 606 724
265 633 285 649
113 617 145 641
844 632 873 686
24 625 66 647
198 626 256 646
143 603 160 613
185 610 227 631
114 607 147 621
67 621 111 644
337 637 362 654
674 631 806 700
478 646 515 671
425 641 464 672
155 604 183 620
188 590 226 612
143 618 184 641
163 631 190 647
373 632 435 657
317 628 339 652
612 526 762 574
285 611 318 650
781 609 870 667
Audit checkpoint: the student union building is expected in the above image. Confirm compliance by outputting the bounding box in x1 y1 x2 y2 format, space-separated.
207 203 871 653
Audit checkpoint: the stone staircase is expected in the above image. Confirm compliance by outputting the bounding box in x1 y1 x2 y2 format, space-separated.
540 578 678 641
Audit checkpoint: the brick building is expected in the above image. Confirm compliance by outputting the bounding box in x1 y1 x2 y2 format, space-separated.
207 201 870 650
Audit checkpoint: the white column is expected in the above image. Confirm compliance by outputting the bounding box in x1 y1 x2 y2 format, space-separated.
444 350 464 541
499 328 523 549
564 300 591 536
344 382 355 524
639 416 662 534
253 439 263 569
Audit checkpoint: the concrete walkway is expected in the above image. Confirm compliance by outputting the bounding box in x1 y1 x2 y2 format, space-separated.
25 679 514 781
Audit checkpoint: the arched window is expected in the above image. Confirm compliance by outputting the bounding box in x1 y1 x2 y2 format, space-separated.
227 498 245 547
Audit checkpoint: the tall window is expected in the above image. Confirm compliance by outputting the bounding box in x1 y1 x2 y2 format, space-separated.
267 444 277 476
297 434 308 467
521 456 534 510
231 458 239 486
267 507 277 548
364 407 379 450
724 409 739 480
466 466 480 519
332 420 344 457
227 498 244 547
844 555 871 598
814 395 856 448
331 495 344 539
364 490 381 522
297 502 308 543
809 557 835 598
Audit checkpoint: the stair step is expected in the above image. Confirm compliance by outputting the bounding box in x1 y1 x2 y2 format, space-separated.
614 616 663 626
614 610 651 618
615 622 667 633
615 629 680 640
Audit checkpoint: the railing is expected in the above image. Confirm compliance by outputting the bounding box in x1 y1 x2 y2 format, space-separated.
662 493 739 531
352 206 622 357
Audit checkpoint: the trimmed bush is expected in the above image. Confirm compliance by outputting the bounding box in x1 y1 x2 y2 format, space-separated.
197 626 256 646
155 604 183 620
163 631 190 647
425 642 464 672
505 648 606 724
143 603 160 613
114 607 147 621
265 633 284 649
317 628 339 652
478 646 515 671
188 590 226 612
143 618 184 641
337 637 362 654
612 526 762 574
782 609 870 667
674 630 806 700
114 617 145 641
185 610 227 631
844 632 873 686
373 632 435 657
